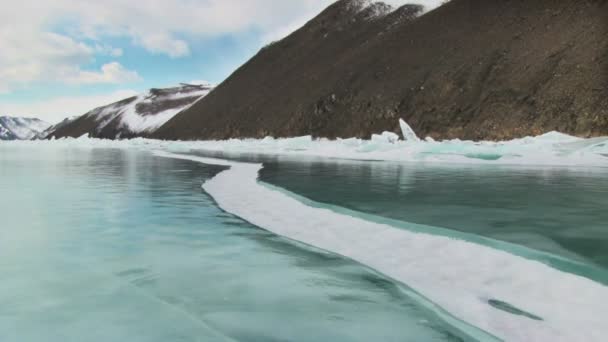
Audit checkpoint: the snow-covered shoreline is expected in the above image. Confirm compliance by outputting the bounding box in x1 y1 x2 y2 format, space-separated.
4 129 608 168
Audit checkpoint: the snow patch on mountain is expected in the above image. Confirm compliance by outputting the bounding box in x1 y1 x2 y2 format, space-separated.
82 83 213 137
350 0 442 19
121 97 201 134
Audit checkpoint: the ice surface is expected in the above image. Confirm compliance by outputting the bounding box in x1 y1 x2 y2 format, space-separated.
4 125 608 340
372 131 400 144
399 118 421 142
4 123 608 167
154 151 608 342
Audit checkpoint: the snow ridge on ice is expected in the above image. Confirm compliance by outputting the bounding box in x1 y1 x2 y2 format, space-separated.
154 151 608 342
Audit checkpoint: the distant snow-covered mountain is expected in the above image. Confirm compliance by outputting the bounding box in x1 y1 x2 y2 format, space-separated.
0 116 52 140
49 83 213 139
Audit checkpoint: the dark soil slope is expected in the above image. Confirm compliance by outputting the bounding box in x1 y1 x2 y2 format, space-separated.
155 0 608 140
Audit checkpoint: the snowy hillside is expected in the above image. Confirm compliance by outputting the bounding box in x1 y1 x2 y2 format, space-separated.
0 116 51 140
50 83 213 139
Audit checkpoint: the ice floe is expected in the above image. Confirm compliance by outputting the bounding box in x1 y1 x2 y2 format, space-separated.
4 119 608 168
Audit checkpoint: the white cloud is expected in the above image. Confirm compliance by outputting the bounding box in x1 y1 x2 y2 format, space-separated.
95 44 124 57
0 90 139 124
53 0 340 56
0 30 91 92
136 33 190 58
65 62 141 85
0 1 327 92
0 26 138 92
2 0 443 57
110 48 124 57
0 0 444 93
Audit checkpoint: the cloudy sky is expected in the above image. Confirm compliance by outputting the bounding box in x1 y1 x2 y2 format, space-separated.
0 0 443 123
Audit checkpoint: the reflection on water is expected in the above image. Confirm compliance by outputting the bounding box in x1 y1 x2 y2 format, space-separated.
0 146 464 342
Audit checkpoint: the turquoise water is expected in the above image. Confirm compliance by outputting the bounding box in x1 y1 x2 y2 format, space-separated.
159 150 608 341
0 145 466 342
257 158 608 270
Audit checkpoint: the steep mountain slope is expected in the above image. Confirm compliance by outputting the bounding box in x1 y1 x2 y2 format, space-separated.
0 116 51 140
154 0 608 141
35 116 79 140
50 83 213 139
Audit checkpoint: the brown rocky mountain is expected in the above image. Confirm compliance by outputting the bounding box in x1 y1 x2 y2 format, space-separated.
49 84 213 139
154 0 608 141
